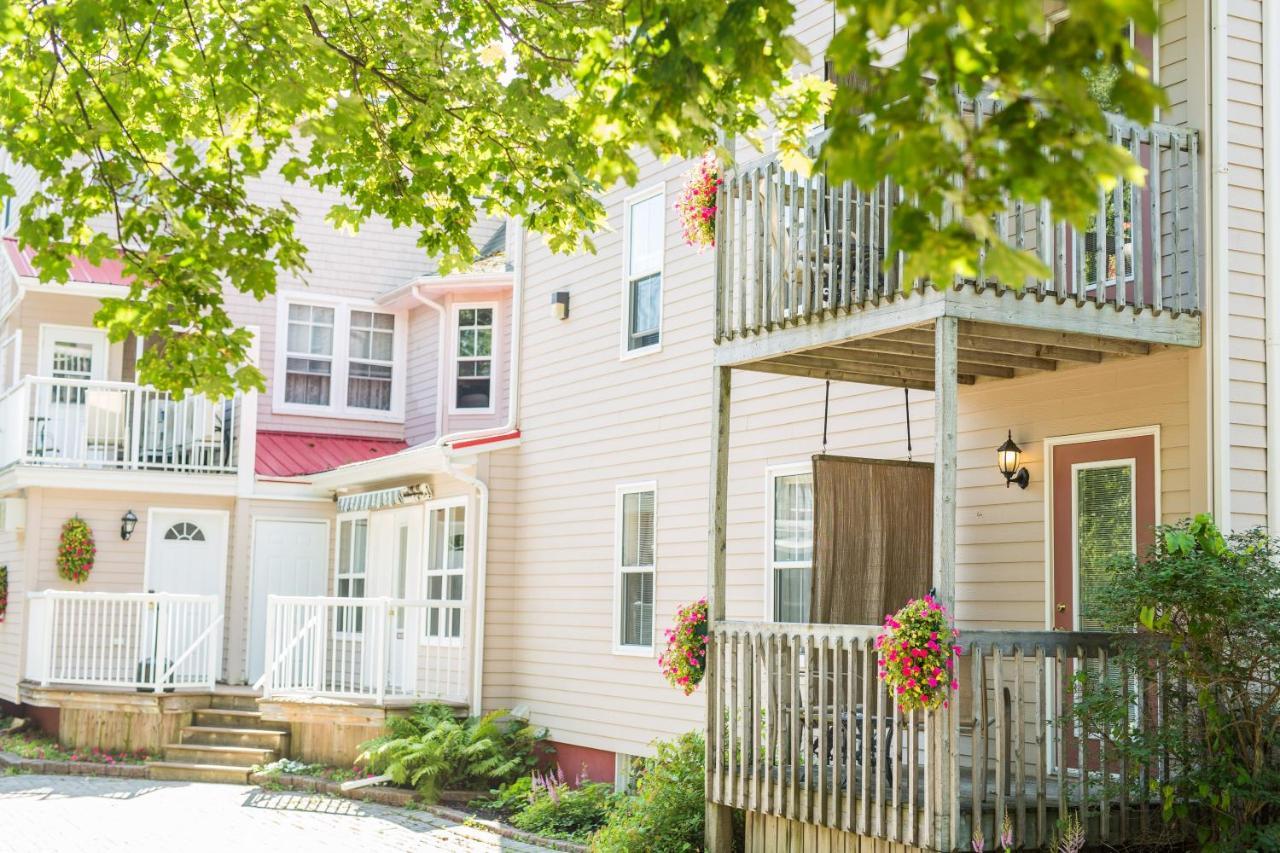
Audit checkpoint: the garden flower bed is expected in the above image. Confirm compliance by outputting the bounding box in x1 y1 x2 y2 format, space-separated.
0 718 152 777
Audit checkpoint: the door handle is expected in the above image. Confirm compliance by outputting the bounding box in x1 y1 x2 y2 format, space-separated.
1056 603 1067 613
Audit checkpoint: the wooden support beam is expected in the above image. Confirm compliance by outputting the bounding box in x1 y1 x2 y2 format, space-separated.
745 359 938 391
810 344 1017 379
958 320 1151 356
881 327 1104 364
781 353 978 386
706 364 734 853
853 333 1059 372
931 316 958 851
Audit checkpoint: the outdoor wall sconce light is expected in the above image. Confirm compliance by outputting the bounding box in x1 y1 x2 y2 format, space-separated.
551 291 570 320
120 509 138 541
997 431 1030 489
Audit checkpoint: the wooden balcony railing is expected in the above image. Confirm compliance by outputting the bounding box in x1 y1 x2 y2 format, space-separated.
707 621 1181 851
714 106 1200 343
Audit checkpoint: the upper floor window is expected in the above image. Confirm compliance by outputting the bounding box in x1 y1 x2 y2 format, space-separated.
285 304 335 406
454 305 495 412
616 483 656 652
348 311 395 411
276 295 404 420
769 468 813 623
623 190 664 355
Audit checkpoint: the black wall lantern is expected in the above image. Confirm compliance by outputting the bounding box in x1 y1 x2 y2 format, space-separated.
120 509 138 541
997 431 1030 489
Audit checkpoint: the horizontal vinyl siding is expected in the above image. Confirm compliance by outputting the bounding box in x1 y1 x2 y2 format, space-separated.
1225 0 1267 528
0 531 22 702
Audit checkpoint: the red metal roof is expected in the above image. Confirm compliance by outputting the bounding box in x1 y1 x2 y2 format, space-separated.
2 237 133 287
255 430 409 477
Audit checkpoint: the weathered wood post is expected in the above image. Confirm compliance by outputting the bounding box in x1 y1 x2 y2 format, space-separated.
932 315 959 850
706 363 734 853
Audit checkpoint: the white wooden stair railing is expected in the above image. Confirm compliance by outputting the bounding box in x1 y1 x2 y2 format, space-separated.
26 590 222 691
257 596 470 706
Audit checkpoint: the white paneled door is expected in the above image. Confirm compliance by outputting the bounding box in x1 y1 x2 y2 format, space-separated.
248 518 330 682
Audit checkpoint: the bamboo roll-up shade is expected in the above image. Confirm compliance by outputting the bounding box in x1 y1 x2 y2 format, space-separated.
810 455 933 625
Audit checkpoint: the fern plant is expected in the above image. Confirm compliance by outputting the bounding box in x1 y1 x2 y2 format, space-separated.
358 703 541 802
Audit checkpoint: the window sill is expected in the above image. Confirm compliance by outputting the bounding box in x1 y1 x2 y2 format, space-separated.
612 645 655 658
619 342 662 362
272 402 405 424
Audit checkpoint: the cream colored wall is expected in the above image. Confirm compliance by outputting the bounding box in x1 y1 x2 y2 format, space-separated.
0 529 22 703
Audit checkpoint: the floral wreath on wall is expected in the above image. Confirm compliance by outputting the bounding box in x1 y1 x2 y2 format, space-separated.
57 517 95 584
0 564 7 622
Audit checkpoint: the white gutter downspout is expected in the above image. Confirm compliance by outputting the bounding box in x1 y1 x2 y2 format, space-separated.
1264 0 1280 536
437 218 525 713
1210 0 1231 528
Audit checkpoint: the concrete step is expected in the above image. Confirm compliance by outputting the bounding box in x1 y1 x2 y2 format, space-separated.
180 725 289 752
163 743 276 768
208 693 260 712
147 761 251 785
193 708 275 730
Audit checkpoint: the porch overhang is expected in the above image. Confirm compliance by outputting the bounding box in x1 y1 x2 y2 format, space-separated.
0 465 240 497
713 286 1201 391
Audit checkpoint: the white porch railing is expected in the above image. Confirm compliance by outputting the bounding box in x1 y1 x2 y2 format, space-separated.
0 376 240 473
26 591 223 691
256 596 470 706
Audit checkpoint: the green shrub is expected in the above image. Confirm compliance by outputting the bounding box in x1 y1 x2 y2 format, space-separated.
592 731 705 853
358 703 541 802
509 766 617 841
1074 515 1280 851
470 774 533 813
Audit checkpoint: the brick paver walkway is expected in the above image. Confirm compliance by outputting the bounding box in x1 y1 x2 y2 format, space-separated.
0 774 558 852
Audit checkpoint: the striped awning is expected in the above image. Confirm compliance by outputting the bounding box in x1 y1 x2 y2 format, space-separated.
336 483 432 513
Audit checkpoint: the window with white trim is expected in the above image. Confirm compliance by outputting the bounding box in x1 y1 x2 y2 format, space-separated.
425 503 466 640
335 515 368 632
454 306 494 411
347 311 395 411
624 192 663 353
277 297 403 418
285 304 335 406
617 485 656 649
770 470 813 623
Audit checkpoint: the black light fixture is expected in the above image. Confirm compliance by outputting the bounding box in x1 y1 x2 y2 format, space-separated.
997 431 1030 489
120 509 138 541
551 291 570 320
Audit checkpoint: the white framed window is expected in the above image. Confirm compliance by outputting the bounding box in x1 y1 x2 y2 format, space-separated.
334 513 369 634
766 465 813 623
621 187 664 357
615 482 656 653
273 293 406 420
347 310 396 411
452 304 496 413
614 753 644 793
424 499 467 642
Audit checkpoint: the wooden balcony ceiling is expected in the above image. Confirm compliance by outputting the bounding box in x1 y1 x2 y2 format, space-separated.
744 318 1173 392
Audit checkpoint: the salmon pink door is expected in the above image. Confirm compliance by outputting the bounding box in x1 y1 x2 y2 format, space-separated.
1050 434 1157 631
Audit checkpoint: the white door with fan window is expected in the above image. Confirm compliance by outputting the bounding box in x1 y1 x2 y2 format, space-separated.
36 326 108 460
144 509 229 684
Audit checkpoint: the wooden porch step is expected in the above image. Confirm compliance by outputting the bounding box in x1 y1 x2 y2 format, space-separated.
163 743 276 767
147 761 251 785
180 725 289 752
208 693 260 713
193 708 275 730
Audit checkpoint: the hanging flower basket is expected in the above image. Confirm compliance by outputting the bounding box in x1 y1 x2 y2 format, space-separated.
57 517 95 584
659 598 709 695
876 595 961 713
675 153 722 250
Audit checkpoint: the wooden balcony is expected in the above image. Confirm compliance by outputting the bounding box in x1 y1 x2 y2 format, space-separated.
708 621 1180 851
713 109 1202 389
